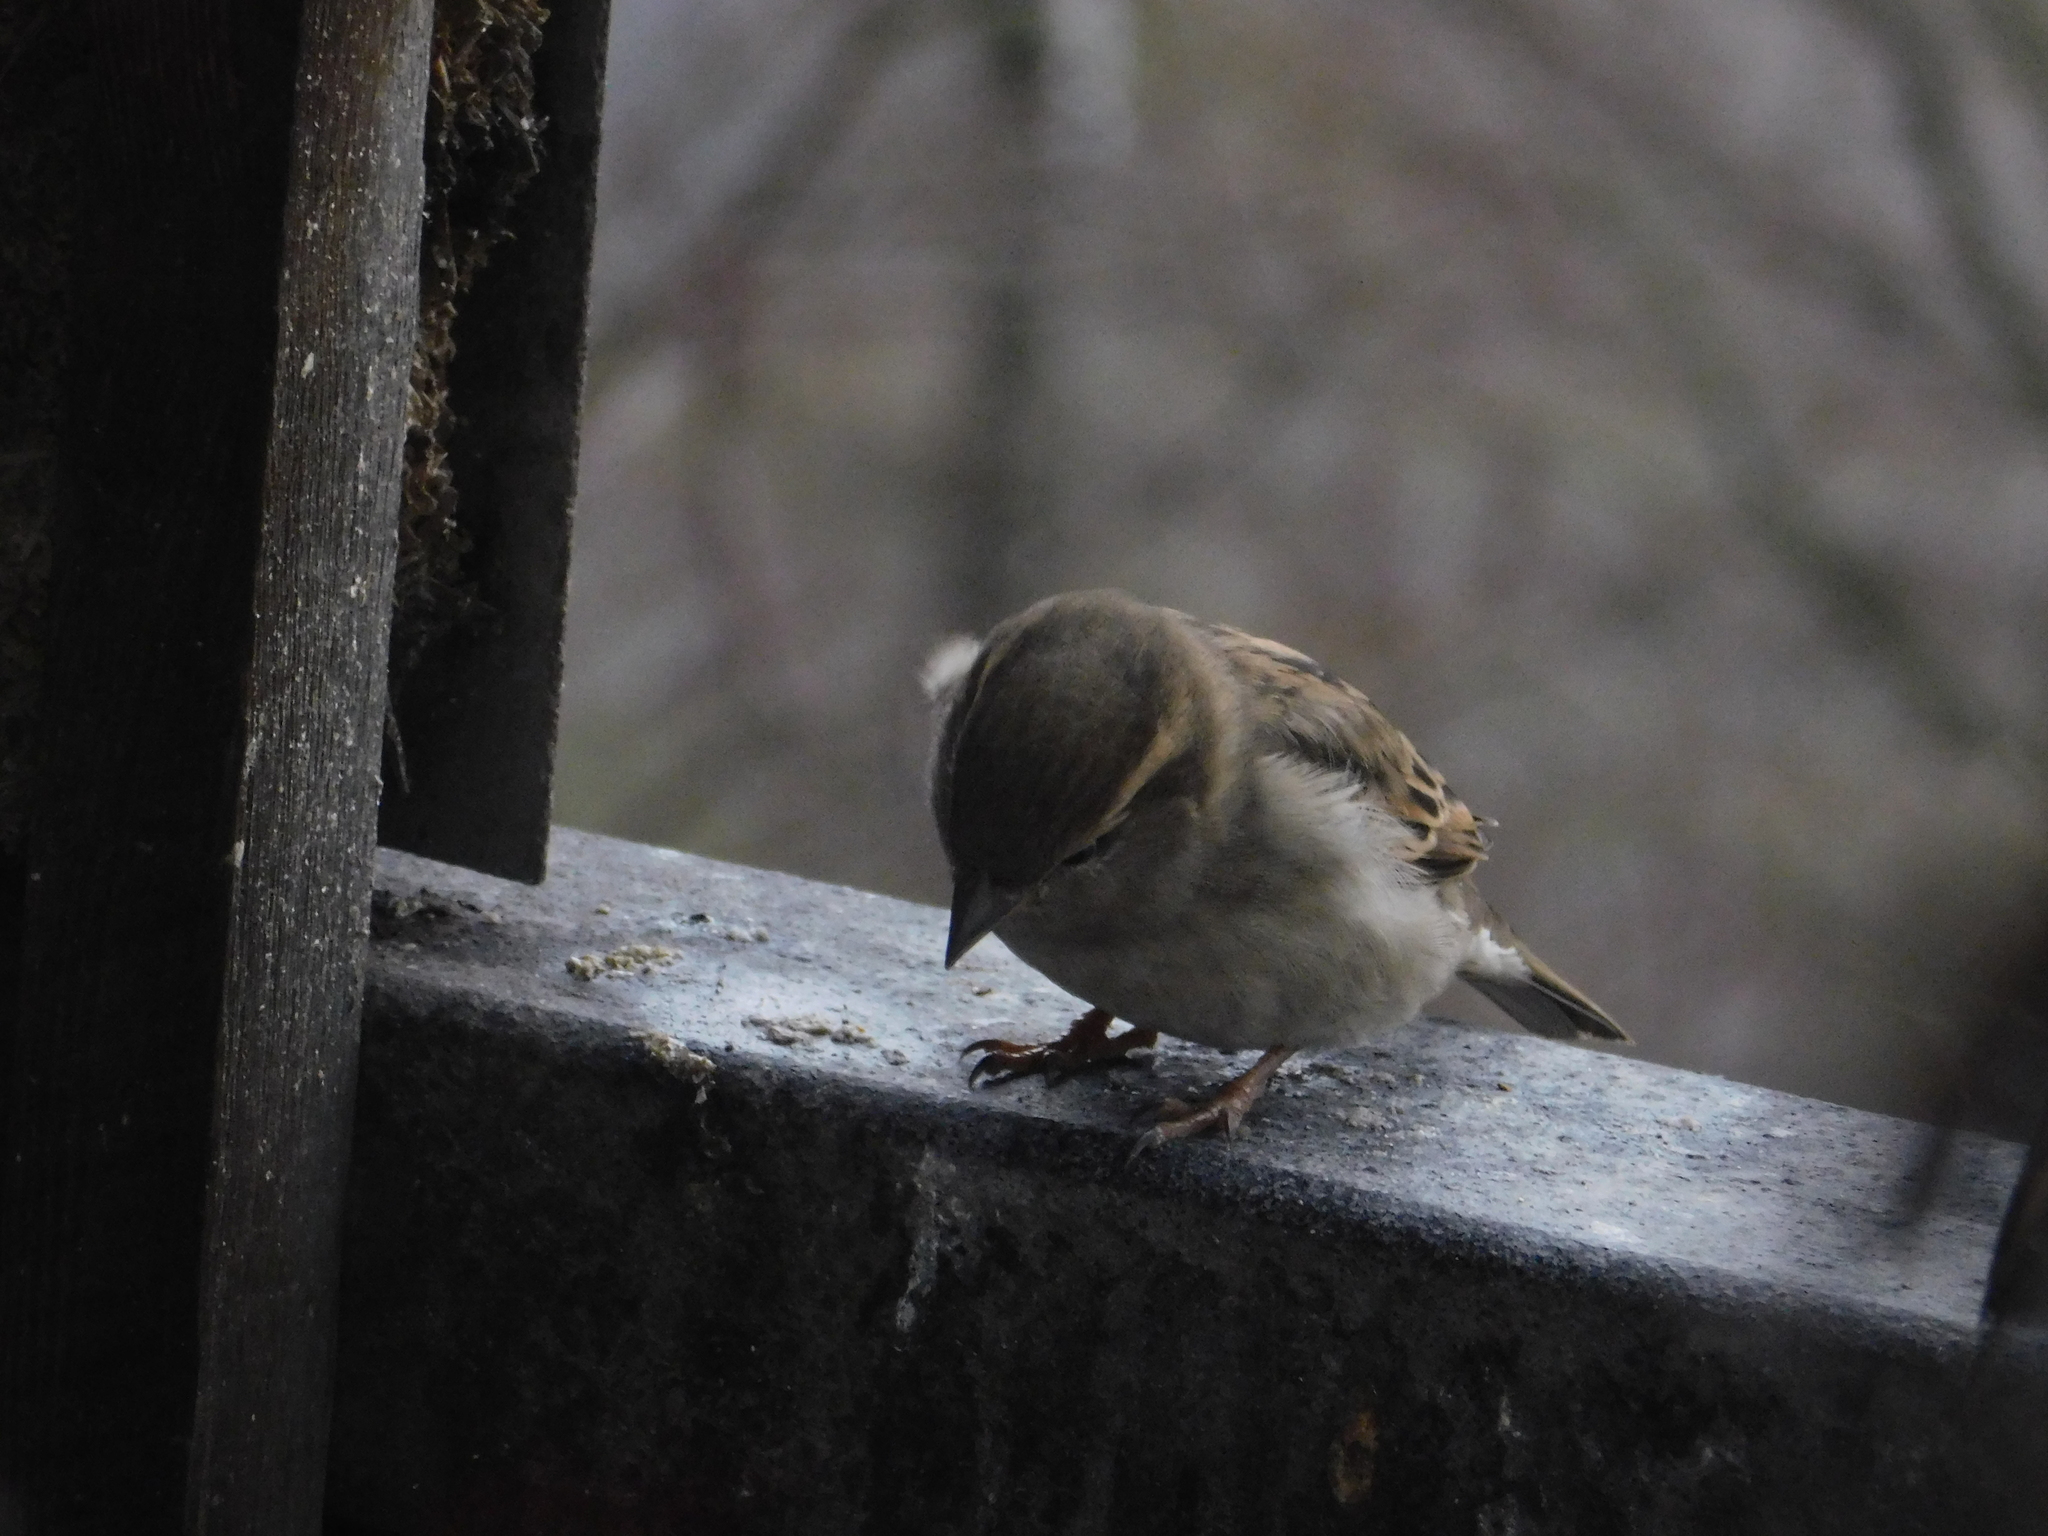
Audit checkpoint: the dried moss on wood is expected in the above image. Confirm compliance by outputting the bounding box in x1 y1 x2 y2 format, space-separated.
392 0 550 708
0 1 555 841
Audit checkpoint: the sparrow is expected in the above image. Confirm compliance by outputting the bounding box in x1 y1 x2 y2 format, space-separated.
926 588 1627 1151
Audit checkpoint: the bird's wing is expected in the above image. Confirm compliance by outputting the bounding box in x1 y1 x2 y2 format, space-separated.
1198 622 1489 882
1197 619 1628 1044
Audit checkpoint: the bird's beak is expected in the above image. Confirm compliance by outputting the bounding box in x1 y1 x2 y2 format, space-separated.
946 872 1025 968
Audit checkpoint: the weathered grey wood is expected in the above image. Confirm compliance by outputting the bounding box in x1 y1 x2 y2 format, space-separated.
376 0 611 884
0 1 431 1530
0 6 303 1526
186 0 433 1529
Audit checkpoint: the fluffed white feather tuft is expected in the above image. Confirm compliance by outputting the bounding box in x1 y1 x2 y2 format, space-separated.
920 634 981 702
1462 927 1534 981
1249 755 1473 1035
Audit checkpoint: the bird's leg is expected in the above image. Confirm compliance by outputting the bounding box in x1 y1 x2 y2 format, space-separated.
1132 1047 1296 1154
965 1006 1159 1088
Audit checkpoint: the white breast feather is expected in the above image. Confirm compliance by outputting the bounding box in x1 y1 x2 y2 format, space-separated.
1256 755 1471 1032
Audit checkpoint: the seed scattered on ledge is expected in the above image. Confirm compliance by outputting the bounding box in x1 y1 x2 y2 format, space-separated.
565 942 682 980
635 1034 715 1084
747 1014 870 1047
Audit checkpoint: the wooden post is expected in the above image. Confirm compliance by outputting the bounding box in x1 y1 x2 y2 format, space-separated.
0 0 431 1528
187 0 434 1527
376 0 612 884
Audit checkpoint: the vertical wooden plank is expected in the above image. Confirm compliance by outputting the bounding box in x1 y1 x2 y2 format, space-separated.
0 4 303 1526
376 0 612 883
0 0 85 1318
0 0 432 1529
186 0 434 1528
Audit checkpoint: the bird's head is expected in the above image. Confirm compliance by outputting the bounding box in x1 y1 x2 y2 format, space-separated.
929 589 1229 966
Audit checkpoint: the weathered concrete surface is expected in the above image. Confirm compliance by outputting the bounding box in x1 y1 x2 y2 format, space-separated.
328 829 2048 1535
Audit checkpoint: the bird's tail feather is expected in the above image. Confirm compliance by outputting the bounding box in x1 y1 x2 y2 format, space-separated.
1461 941 1631 1044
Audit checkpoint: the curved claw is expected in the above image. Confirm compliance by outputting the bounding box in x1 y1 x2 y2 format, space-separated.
1125 1126 1166 1165
1125 1097 1236 1160
1128 1095 1190 1127
1124 1047 1295 1158
963 1036 1046 1088
960 1009 1156 1092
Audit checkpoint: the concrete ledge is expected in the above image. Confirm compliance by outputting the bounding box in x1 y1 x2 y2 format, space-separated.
328 829 2046 1534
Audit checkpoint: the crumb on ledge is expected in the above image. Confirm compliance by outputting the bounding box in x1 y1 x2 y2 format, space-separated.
747 1014 874 1047
671 912 770 943
566 942 683 980
635 1033 715 1084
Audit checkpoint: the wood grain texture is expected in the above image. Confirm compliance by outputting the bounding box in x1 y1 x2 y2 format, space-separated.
187 0 433 1529
376 0 612 884
0 1 431 1530
0 5 301 1526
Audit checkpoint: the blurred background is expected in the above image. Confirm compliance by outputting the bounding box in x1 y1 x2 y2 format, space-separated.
555 0 2048 1132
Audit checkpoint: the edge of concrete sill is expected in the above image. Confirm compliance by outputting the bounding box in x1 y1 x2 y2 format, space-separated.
330 826 2046 1535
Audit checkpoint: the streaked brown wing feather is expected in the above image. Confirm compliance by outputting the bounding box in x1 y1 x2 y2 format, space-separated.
1197 623 1489 882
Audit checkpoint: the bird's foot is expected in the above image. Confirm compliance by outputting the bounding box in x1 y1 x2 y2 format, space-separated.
965 1006 1158 1088
1129 1047 1296 1158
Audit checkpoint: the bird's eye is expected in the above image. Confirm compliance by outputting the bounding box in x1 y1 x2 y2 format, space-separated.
1061 821 1125 867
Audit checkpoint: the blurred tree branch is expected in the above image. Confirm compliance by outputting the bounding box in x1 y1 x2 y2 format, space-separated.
641 0 918 693
1974 0 2048 132
587 0 920 384
1453 0 1991 385
1449 0 2048 786
941 0 1053 631
1829 0 2048 415
1633 199 2048 780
